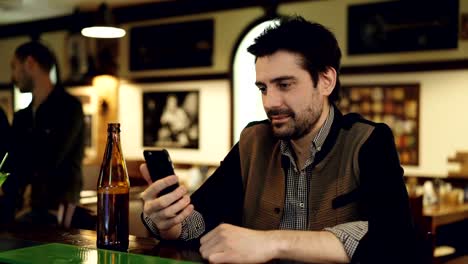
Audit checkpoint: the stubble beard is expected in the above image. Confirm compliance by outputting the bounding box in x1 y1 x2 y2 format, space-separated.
269 101 323 140
17 75 34 93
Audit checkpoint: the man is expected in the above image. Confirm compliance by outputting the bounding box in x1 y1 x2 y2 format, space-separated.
140 16 421 263
1 41 84 226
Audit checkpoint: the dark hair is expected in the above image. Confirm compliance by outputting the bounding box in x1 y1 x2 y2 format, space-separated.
14 41 59 76
247 16 342 103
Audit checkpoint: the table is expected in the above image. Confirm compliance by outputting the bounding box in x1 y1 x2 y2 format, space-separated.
423 203 468 234
0 224 205 263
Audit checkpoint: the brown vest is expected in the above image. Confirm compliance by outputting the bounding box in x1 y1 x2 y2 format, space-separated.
239 121 374 230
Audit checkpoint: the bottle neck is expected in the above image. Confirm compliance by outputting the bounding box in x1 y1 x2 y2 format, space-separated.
107 122 121 148
108 131 121 144
98 124 129 189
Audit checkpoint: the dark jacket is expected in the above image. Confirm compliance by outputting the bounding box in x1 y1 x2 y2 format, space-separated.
190 109 423 263
2 87 84 217
0 108 10 158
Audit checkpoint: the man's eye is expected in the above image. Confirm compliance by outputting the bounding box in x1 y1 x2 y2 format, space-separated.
279 82 290 89
258 86 266 93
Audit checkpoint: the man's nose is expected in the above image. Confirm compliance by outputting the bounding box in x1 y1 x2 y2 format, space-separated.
263 88 282 108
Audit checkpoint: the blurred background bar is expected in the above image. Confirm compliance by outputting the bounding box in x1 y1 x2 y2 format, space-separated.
0 1 467 263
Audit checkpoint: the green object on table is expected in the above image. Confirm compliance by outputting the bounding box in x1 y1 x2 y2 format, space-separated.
0 243 199 264
0 172 9 186
0 152 9 187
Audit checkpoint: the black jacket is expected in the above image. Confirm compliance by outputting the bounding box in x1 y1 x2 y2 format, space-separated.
2 87 84 218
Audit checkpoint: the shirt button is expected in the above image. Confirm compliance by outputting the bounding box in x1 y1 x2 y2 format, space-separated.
299 202 304 208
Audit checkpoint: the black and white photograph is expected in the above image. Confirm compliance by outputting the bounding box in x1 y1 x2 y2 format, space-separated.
143 91 199 149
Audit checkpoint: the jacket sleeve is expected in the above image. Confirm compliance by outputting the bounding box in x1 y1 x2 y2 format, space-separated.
352 123 423 264
189 143 244 236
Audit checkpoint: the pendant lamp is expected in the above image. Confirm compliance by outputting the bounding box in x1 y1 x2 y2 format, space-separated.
81 3 125 39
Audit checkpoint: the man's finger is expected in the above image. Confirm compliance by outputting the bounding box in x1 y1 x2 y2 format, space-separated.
143 185 186 214
157 204 194 230
200 236 225 262
161 195 191 218
208 252 234 264
200 228 223 256
140 175 179 200
139 163 152 185
200 223 226 245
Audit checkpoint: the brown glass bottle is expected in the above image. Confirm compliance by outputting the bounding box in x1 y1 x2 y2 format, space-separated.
97 123 130 252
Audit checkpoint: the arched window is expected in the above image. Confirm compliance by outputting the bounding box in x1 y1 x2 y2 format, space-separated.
232 19 277 143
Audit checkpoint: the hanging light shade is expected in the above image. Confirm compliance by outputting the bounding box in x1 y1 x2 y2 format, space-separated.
81 3 126 38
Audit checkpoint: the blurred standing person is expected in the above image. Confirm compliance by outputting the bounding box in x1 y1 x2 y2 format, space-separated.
1 41 84 226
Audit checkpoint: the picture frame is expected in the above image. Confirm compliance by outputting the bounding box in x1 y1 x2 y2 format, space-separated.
0 88 14 124
67 86 99 164
461 13 468 40
340 84 420 165
129 19 214 70
143 90 199 149
119 80 230 166
347 1 458 54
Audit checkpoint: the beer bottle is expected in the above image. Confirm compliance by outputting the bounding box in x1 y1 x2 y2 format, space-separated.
97 123 130 251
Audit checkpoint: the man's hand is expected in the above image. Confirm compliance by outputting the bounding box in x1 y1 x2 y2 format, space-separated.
139 163 194 240
199 223 277 263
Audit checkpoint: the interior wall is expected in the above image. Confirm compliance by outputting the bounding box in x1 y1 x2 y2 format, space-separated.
279 0 468 66
118 7 264 79
0 36 30 83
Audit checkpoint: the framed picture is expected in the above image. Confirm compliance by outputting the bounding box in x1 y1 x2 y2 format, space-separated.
461 13 468 40
340 84 420 165
143 91 199 149
119 80 230 165
0 89 14 124
347 0 458 54
67 86 98 164
130 19 214 70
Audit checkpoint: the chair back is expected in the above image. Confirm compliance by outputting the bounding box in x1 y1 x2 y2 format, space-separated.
409 195 434 264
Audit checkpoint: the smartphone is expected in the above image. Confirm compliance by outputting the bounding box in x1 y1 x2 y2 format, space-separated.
143 149 179 196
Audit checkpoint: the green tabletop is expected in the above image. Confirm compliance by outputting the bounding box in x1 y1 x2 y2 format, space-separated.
0 243 199 264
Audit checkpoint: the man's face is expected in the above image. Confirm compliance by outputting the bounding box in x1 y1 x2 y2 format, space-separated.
11 56 33 93
255 50 326 139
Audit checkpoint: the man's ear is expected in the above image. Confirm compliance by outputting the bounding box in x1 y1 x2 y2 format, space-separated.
318 67 337 96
